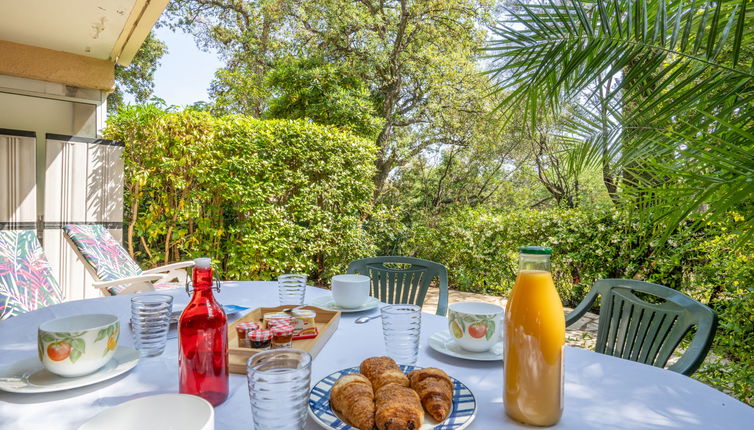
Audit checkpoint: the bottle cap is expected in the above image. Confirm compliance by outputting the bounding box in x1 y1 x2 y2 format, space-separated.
518 246 552 255
194 258 212 269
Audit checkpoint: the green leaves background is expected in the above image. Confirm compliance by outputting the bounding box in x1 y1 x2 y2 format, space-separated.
487 0 754 239
106 106 378 283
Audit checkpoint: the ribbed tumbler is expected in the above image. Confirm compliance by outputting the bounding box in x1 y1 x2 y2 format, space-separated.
247 349 312 430
130 294 173 357
381 304 421 365
278 274 307 306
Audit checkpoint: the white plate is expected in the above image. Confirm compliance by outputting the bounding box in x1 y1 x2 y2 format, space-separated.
0 346 140 393
309 296 380 313
309 365 476 430
428 330 503 361
78 393 214 430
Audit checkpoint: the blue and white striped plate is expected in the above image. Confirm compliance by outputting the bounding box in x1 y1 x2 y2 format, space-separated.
308 365 477 430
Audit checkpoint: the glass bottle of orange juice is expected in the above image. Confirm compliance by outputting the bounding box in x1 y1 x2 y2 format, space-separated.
504 246 564 426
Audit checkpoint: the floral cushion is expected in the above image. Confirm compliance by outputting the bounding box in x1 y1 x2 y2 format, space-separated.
63 224 143 295
0 230 64 319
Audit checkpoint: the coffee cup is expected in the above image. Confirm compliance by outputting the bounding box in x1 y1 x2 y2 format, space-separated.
447 302 503 352
38 314 120 377
331 274 370 308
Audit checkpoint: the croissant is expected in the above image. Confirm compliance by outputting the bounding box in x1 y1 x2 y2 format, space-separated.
408 368 453 421
360 356 409 391
330 373 375 430
374 383 424 430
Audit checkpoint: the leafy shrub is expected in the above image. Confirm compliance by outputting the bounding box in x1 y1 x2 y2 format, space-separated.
689 218 754 405
370 206 754 405
106 105 377 283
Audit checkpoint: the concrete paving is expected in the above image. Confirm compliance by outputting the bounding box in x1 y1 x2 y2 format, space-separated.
422 286 599 350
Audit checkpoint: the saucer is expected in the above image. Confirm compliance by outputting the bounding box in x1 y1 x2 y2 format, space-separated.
0 346 139 393
428 330 503 361
309 295 380 313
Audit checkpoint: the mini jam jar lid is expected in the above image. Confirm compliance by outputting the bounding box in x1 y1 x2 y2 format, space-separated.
518 246 553 255
237 322 260 330
248 329 272 341
268 318 295 327
271 325 294 336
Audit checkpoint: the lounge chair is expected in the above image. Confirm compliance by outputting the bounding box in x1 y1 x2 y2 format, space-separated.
63 224 193 296
0 230 63 319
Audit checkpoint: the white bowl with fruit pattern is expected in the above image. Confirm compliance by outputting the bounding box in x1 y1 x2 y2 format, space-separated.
447 302 503 352
38 314 120 377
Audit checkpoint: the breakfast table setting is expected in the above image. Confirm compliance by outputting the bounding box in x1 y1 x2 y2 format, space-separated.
1 267 753 429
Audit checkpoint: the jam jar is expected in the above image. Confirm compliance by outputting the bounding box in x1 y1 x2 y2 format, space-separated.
236 322 261 348
248 329 272 350
270 324 295 349
263 312 295 329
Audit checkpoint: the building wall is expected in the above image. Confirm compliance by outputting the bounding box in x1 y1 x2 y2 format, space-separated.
0 74 121 301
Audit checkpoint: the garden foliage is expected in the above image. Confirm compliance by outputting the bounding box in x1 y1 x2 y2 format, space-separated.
105 105 377 282
370 206 753 404
107 105 752 405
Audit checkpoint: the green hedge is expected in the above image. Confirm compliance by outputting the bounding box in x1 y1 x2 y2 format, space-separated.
105 105 377 282
375 207 700 303
370 206 754 404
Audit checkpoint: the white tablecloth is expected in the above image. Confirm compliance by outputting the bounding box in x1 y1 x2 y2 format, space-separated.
0 282 751 429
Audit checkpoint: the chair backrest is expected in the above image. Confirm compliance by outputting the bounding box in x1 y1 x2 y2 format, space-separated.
63 224 142 288
0 230 64 319
347 256 448 316
565 279 717 376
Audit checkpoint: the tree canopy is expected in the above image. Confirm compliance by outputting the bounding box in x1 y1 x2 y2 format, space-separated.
108 32 167 114
167 0 500 196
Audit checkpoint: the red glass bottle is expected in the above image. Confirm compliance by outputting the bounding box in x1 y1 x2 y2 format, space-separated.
179 258 229 406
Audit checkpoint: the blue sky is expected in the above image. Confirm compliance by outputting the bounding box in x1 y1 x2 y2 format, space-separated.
144 27 223 107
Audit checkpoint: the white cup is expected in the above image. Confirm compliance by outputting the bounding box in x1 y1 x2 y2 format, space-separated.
448 302 503 352
331 274 370 308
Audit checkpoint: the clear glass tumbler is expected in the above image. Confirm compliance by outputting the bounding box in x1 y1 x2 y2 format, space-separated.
381 304 421 365
278 274 307 305
247 349 312 430
130 294 173 357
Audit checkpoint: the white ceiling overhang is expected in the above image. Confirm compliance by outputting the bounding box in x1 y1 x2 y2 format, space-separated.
0 0 169 67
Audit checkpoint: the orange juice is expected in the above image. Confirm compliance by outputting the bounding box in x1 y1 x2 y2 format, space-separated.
504 249 565 426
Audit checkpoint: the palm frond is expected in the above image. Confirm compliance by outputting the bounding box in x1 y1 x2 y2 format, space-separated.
486 0 754 236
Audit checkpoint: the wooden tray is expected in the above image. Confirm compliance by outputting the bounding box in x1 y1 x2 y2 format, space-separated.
227 305 340 374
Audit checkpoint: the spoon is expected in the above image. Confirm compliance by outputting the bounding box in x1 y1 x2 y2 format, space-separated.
355 314 382 324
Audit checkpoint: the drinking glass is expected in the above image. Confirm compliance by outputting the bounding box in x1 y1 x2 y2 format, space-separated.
130 294 173 357
278 274 307 305
381 304 421 365
247 349 312 430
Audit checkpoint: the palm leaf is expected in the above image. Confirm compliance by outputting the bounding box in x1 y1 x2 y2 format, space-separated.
486 0 754 236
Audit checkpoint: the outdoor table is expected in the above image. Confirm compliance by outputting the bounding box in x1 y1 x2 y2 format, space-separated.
1 281 752 429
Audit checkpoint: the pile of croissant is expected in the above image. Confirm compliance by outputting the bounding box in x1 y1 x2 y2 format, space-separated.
330 356 453 430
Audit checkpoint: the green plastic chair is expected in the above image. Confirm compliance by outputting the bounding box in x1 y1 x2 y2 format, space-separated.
347 256 449 316
565 279 717 376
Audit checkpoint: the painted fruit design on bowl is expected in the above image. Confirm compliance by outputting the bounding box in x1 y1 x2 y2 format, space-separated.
448 313 496 341
37 323 119 363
